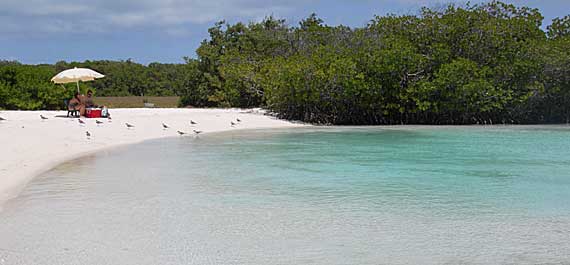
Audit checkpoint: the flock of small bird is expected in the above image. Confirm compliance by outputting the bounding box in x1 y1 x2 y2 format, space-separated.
12 114 244 140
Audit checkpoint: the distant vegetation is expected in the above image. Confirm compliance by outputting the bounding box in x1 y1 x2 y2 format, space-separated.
95 96 180 108
1 1 569 124
0 60 194 110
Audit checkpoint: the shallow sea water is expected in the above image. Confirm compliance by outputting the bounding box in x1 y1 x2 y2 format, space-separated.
1 126 570 264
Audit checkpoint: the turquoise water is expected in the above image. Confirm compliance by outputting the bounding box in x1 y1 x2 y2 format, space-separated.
1 126 570 264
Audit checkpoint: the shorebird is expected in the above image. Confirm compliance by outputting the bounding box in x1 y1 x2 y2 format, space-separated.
190 120 197 125
95 120 104 125
177 130 187 136
40 115 48 120
162 123 170 129
86 131 91 139
108 116 112 122
125 123 135 129
236 118 242 122
230 121 237 127
193 129 203 135
78 119 86 125
0 116 6 121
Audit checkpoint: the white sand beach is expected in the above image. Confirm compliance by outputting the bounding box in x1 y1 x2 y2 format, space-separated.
0 108 300 205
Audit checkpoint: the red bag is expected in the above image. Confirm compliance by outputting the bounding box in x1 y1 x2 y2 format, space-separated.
85 109 102 118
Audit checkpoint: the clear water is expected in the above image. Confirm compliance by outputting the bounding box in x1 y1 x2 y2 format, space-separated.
1 126 570 264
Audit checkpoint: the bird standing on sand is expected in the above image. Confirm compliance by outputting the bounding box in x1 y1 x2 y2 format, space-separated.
230 121 237 127
162 123 170 130
193 129 203 135
86 131 91 139
126 123 135 129
78 119 86 125
96 120 104 125
190 120 197 125
0 116 6 121
177 130 187 136
236 118 242 122
40 115 48 120
108 116 112 122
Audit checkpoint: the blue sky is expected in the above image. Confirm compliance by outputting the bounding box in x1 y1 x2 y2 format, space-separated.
1 0 568 64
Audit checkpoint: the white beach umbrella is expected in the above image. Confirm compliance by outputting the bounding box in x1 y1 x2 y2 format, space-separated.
51 67 105 92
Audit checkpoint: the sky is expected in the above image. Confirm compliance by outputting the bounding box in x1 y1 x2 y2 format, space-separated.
1 0 568 65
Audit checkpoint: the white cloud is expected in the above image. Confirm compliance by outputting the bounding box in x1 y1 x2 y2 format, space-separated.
0 0 530 36
0 0 306 35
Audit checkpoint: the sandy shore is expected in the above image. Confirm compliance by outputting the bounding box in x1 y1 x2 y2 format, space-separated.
0 108 301 205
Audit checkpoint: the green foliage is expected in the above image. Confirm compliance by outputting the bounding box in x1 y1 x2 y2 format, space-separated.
191 1 568 124
0 59 205 110
536 36 570 123
54 60 195 97
548 15 570 40
0 64 70 110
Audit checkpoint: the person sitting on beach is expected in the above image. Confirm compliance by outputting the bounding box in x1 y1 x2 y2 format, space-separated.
85 89 110 117
68 92 86 116
85 89 98 108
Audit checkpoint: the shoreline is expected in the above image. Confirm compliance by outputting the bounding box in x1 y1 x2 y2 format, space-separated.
1 109 567 209
0 108 303 206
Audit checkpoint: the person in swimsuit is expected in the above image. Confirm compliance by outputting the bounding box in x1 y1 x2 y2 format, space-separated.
84 89 110 117
68 92 86 116
85 90 97 108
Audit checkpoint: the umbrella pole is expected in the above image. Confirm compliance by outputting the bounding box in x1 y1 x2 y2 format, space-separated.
76 81 80 93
